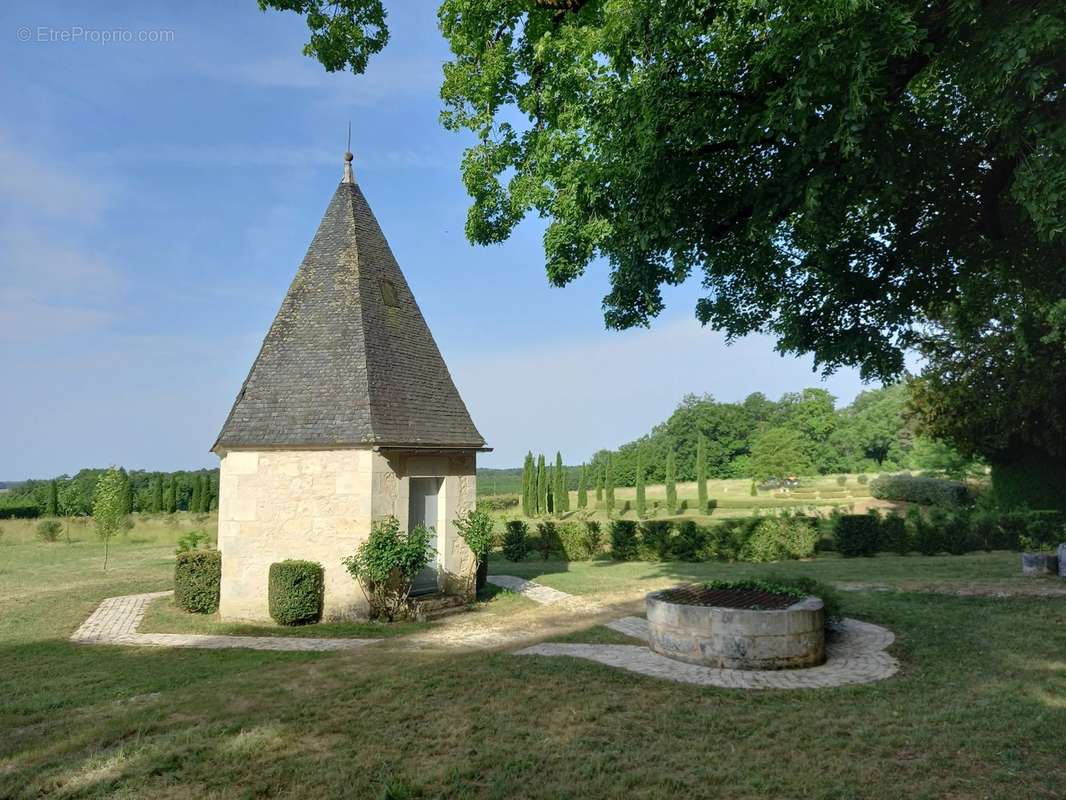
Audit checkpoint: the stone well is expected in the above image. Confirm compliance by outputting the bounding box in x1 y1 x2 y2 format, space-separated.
646 586 826 670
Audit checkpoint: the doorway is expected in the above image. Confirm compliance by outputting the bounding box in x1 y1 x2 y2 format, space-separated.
408 477 441 596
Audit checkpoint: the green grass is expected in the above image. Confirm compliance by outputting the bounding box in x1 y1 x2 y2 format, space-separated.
140 597 430 639
1 523 1064 798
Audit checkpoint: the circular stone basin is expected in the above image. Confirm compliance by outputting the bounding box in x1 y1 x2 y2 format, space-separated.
646 585 826 670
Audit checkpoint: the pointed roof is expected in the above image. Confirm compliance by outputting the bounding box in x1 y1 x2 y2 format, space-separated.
213 154 486 452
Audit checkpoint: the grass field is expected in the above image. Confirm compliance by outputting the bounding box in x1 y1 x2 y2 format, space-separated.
1 516 1064 798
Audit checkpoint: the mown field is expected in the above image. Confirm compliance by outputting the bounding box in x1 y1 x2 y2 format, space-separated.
1 513 1064 799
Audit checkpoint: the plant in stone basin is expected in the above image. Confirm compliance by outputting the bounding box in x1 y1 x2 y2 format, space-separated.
342 516 435 621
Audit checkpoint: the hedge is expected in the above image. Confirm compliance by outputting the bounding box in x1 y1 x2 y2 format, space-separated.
268 560 324 625
0 500 41 520
833 514 881 557
869 474 974 507
609 520 639 560
175 550 221 613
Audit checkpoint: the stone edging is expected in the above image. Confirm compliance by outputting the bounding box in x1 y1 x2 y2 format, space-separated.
70 591 378 652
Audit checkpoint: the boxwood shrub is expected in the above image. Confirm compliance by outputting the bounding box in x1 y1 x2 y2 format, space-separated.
268 560 324 626
833 514 881 557
609 520 639 560
502 519 528 562
175 549 221 613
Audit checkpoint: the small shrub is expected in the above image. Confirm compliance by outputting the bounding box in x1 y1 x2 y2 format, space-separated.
671 520 706 561
706 498 718 513
857 474 869 485
915 508 944 555
174 549 221 613
268 560 324 625
836 475 847 487
342 516 435 621
678 499 688 512
880 511 910 555
609 520 639 560
741 515 819 562
942 510 973 555
1020 511 1066 552
582 520 602 556
869 474 973 507
175 530 209 553
534 521 558 560
502 520 528 562
750 481 758 497
833 514 881 557
557 521 590 560
620 500 631 514
638 521 673 560
35 519 62 543
454 508 494 560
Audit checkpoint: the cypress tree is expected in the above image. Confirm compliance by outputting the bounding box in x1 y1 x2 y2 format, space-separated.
535 454 546 516
553 452 565 514
665 449 677 514
596 465 603 503
191 476 202 513
46 479 59 517
118 469 133 515
577 464 588 509
696 435 708 511
635 450 646 518
164 478 176 514
605 455 615 510
521 452 533 516
151 474 163 513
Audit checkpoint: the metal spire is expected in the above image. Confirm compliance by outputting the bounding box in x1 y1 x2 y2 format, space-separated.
342 121 354 183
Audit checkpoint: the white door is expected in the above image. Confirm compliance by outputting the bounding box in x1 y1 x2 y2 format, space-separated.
408 477 440 596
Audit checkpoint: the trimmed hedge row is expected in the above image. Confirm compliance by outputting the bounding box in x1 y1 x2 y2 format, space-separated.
175 550 221 613
869 474 974 507
268 560 324 626
502 516 822 564
0 500 42 520
832 508 1065 557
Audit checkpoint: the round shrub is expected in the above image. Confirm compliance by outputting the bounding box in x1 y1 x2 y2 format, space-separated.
174 549 221 613
832 514 881 557
741 515 820 562
268 560 324 625
609 520 639 560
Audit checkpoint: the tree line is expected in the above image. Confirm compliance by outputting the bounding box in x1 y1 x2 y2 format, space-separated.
2 468 220 518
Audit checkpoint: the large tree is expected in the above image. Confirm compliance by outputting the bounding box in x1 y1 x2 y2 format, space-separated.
267 0 1064 381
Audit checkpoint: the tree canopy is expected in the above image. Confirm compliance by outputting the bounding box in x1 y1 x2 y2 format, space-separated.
263 0 1066 381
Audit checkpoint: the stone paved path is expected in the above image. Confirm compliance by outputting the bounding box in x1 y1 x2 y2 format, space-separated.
517 617 899 690
70 591 378 652
486 575 601 611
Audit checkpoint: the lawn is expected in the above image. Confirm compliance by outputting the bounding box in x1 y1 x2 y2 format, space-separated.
1 522 1064 799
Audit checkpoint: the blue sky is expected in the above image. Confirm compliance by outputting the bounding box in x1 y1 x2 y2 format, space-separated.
0 1 875 479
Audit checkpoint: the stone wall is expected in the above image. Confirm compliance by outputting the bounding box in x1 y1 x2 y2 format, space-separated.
217 447 477 622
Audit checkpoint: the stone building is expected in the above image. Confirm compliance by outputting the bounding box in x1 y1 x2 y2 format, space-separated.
212 152 487 621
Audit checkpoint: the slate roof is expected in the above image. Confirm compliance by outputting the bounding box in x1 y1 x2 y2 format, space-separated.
212 159 486 452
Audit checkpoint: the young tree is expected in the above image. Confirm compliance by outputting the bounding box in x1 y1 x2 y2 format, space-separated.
665 450 677 514
634 450 646 518
93 467 126 570
535 454 546 516
696 435 708 511
151 474 163 514
45 479 59 517
577 464 588 510
604 455 615 511
454 507 495 592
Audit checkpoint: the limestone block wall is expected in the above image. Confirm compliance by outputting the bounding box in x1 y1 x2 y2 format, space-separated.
217 447 478 622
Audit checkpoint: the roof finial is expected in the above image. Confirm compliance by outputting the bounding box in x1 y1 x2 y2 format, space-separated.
343 121 355 184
